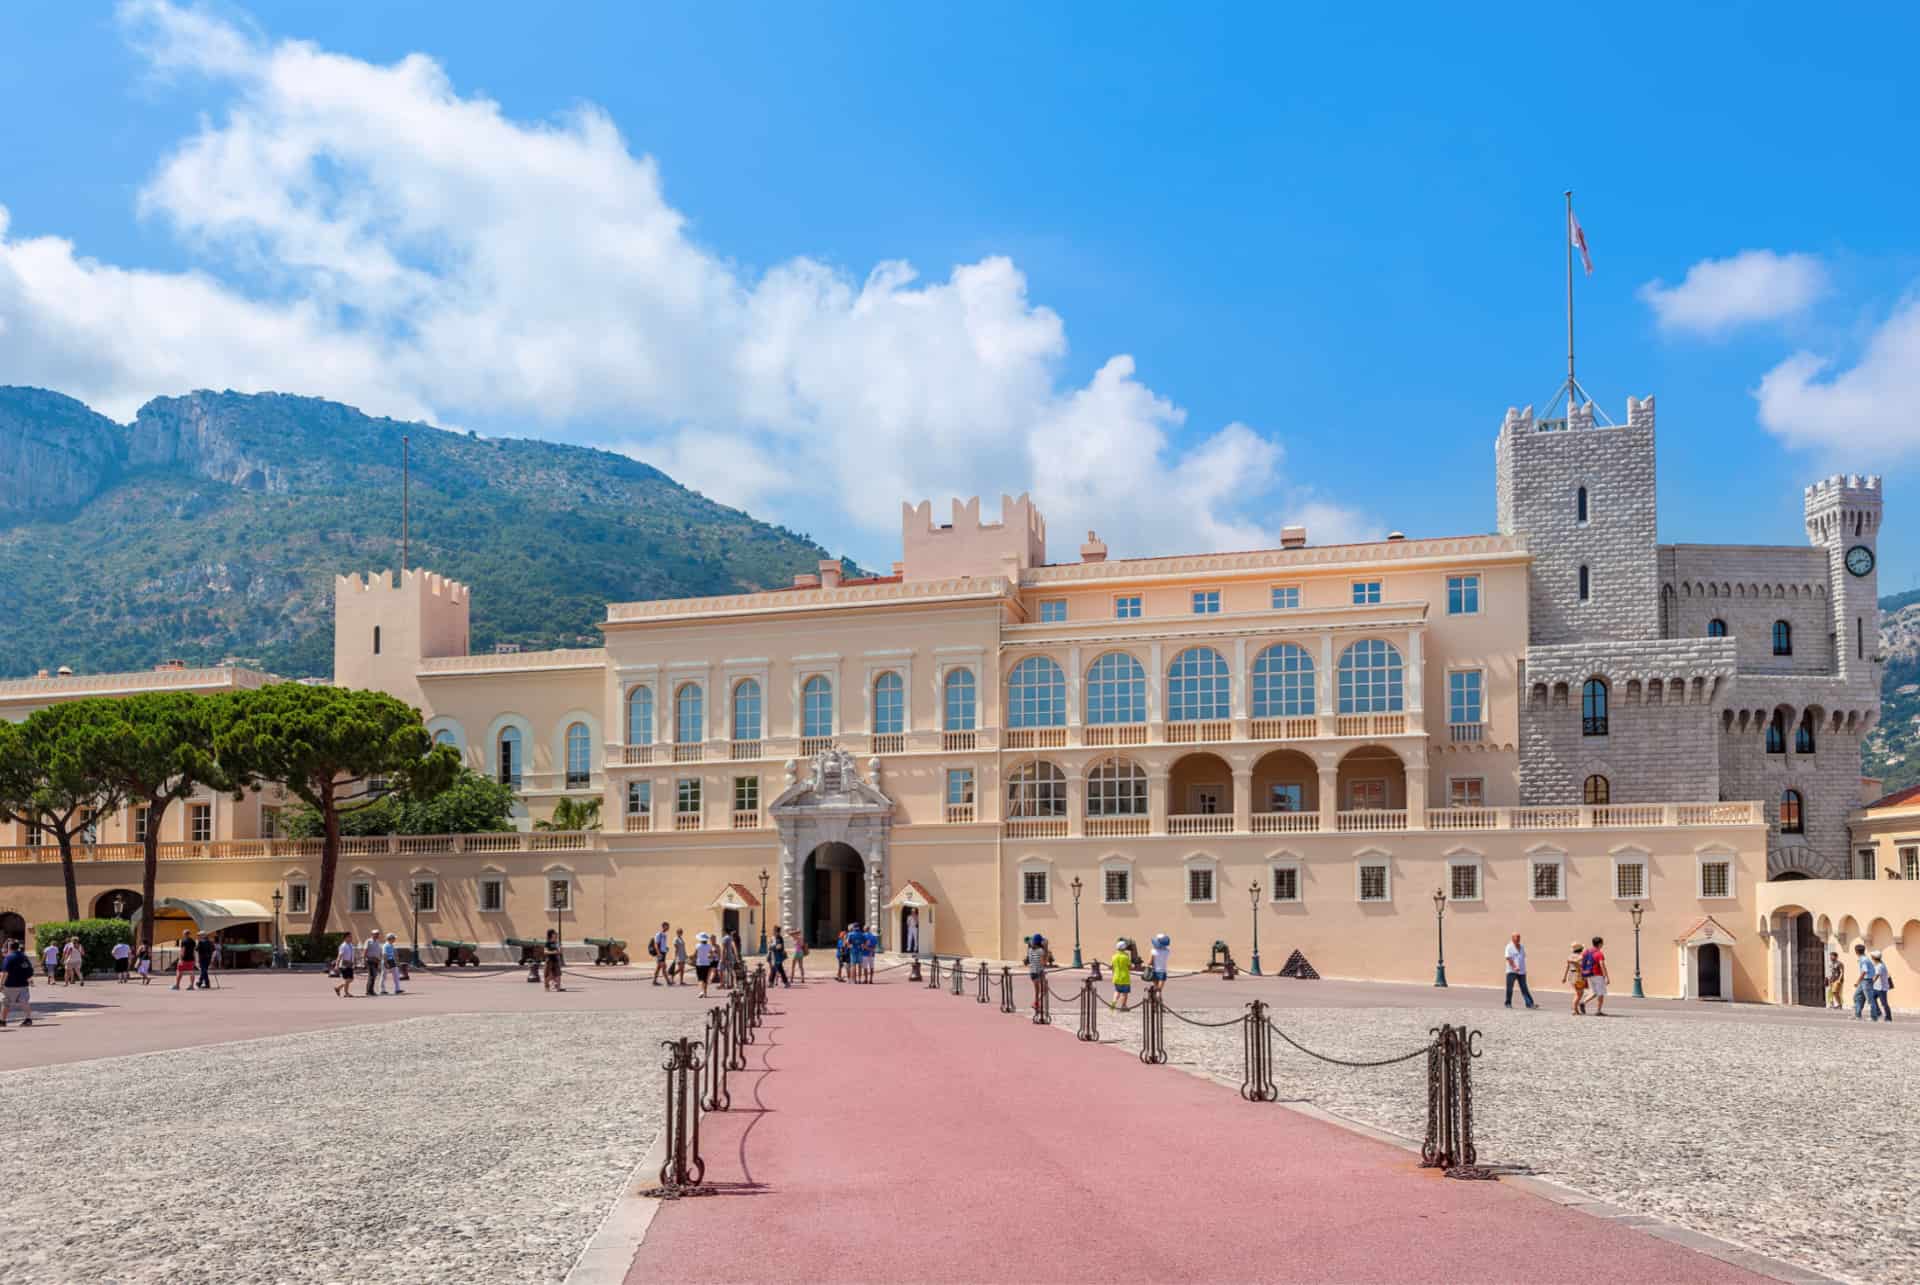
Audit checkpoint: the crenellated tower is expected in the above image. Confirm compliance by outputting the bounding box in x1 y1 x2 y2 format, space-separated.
333 568 470 709
1804 474 1883 690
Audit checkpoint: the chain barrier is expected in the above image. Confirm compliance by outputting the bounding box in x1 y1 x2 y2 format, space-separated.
1240 1000 1277 1102
701 1006 731 1111
976 961 990 1004
1139 987 1167 1064
1420 1025 1491 1179
950 957 966 995
1076 977 1100 1042
1000 965 1016 1013
644 1036 708 1197
1264 1020 1433 1069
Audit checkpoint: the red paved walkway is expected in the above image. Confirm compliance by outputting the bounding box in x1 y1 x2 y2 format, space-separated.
625 973 1762 1284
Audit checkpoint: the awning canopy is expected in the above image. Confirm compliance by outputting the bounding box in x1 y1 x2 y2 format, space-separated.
133 897 275 934
708 883 762 911
888 881 937 909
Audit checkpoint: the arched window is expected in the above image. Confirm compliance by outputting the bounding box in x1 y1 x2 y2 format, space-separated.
1707 618 1727 638
872 671 905 735
1583 774 1610 804
1085 652 1147 725
1765 712 1786 755
674 683 704 744
1780 788 1804 834
943 669 977 731
432 728 457 747
497 727 523 787
1578 565 1591 602
801 675 834 738
1086 757 1148 816
1251 643 1315 717
1772 620 1792 656
1795 714 1816 755
1337 640 1404 714
1576 485 1589 524
1006 657 1066 728
1168 647 1231 721
625 686 654 746
565 721 591 788
732 679 762 741
1007 761 1067 817
1581 679 1608 735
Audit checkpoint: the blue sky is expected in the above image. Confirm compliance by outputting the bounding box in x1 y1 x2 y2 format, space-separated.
2 3 1916 584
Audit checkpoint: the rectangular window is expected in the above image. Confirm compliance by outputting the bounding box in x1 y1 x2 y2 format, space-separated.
1351 580 1382 605
1614 861 1645 901
1530 860 1563 900
414 880 437 913
1022 869 1049 905
1448 778 1485 808
1446 574 1481 615
1039 598 1067 623
189 803 212 843
23 825 40 847
1856 848 1877 880
1447 670 1483 725
1699 861 1732 899
1348 779 1387 809
1114 594 1142 619
1268 783 1303 812
548 879 571 912
1271 865 1300 903
1448 863 1480 902
1270 585 1300 610
1358 863 1389 902
946 768 976 806
133 807 149 843
260 806 281 840
349 881 373 914
676 778 702 814
1191 590 1220 615
1187 866 1216 903
1103 868 1130 904
1902 846 1919 881
287 882 309 915
733 776 759 813
627 781 652 815
480 878 504 913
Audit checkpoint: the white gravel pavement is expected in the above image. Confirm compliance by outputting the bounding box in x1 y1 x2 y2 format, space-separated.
1087 994 1918 1285
8 1011 697 1285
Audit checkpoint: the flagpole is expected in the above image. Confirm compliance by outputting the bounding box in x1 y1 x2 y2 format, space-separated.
1564 189 1575 405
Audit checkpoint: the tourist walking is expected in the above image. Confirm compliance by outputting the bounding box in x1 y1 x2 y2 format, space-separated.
384 934 403 994
112 938 131 982
1503 933 1536 1009
1563 941 1588 1015
834 927 849 982
1870 950 1893 1022
651 921 670 985
363 930 383 996
172 931 196 991
333 935 356 998
43 940 60 986
544 928 565 992
1 939 34 1026
1582 937 1609 1015
1852 942 1874 1019
135 943 152 984
195 931 215 989
62 937 84 985
769 928 790 987
1110 939 1133 1011
717 930 737 990
1026 933 1052 1011
1147 933 1171 998
694 932 716 998
671 928 688 984
791 930 808 984
1827 951 1845 1009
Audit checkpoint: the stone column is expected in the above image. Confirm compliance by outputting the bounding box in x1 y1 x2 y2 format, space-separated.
1067 769 1086 838
1149 769 1169 835
1318 634 1337 735
1147 641 1164 741
1232 637 1249 738
1406 627 1425 733
1232 765 1252 835
1405 761 1428 829
1318 761 1340 832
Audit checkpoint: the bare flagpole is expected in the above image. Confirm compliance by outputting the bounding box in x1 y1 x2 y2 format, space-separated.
1564 189 1576 402
401 434 410 573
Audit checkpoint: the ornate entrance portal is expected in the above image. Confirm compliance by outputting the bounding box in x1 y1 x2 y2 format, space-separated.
770 750 894 950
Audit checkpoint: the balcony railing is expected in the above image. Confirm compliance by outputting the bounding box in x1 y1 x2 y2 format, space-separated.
799 736 836 756
1448 722 1484 744
1167 813 1232 835
1086 815 1150 838
1165 720 1233 744
941 731 978 752
730 740 761 761
1005 817 1069 839
624 813 653 833
0 832 601 863
730 810 762 830
944 802 977 824
872 733 906 755
617 744 654 765
1250 812 1319 834
1084 725 1149 748
1336 809 1408 832
672 743 705 763
1005 728 1068 750
1249 716 1319 741
1337 713 1407 738
674 813 704 832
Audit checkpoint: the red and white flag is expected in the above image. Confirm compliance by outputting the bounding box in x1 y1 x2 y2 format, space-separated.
1569 206 1594 275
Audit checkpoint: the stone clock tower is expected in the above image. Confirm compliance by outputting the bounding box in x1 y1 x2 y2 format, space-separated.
1804 474 1882 691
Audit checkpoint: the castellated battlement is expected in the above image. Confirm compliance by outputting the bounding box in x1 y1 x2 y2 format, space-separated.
1499 395 1656 439
333 566 471 701
900 493 1048 583
334 568 471 604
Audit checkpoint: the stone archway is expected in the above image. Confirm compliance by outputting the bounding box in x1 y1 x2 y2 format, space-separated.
769 750 894 949
799 842 866 949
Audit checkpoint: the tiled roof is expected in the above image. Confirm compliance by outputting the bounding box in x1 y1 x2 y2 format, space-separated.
1862 781 1920 811
1674 915 1736 945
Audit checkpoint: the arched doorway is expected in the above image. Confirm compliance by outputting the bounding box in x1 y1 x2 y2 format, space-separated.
801 842 866 948
0 911 25 945
93 889 143 921
1791 912 1825 1006
1698 944 1722 999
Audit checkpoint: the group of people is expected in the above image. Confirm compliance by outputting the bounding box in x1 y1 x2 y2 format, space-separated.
36 937 93 986
836 923 878 983
647 922 763 996
1498 933 1613 1014
1830 943 1896 1020
169 930 223 990
330 931 405 998
1013 931 1172 1014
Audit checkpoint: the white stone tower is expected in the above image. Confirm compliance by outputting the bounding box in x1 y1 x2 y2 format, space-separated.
1804 474 1883 690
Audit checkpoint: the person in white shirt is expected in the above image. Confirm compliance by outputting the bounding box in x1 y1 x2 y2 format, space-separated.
1870 951 1894 1022
1503 933 1536 1009
112 939 132 983
383 933 402 994
62 938 84 985
363 932 384 996
42 942 60 986
693 932 716 997
333 936 357 999
1148 933 1172 998
651 922 670 986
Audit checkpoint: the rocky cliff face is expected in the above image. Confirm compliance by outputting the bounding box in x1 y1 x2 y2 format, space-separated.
127 392 292 493
0 386 124 515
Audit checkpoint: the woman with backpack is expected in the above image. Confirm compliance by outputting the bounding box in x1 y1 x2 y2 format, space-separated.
1562 941 1588 1015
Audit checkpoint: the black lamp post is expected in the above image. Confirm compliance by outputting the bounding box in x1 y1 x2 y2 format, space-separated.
758 867 770 955
1249 880 1263 975
1629 902 1646 998
411 882 422 968
271 887 285 968
1432 887 1448 988
1070 876 1084 968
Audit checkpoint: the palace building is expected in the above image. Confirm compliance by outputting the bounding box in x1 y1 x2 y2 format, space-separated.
1 395 1908 1004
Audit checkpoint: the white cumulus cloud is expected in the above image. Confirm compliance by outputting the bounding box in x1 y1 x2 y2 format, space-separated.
1638 250 1828 336
0 0 1375 563
1755 295 1920 454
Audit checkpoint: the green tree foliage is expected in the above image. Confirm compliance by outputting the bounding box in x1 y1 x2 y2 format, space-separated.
85 692 231 951
31 918 133 972
0 700 127 919
536 795 601 831
281 766 514 838
216 684 458 944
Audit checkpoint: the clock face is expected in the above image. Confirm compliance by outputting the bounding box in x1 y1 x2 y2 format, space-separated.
1846 545 1875 577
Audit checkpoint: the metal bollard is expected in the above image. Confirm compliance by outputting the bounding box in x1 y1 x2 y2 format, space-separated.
1076 976 1099 1042
910 954 923 982
645 1036 707 1197
928 955 942 989
950 956 965 995
1139 987 1167 1064
1239 999 1277 1102
977 960 990 1004
1033 975 1052 1025
702 1006 730 1111
1000 965 1016 1013
730 987 753 1056
1421 1024 1487 1176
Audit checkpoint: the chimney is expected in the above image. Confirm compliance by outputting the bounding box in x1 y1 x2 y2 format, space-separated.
1079 530 1108 563
818 559 843 589
1280 525 1307 549
793 573 821 588
890 561 905 577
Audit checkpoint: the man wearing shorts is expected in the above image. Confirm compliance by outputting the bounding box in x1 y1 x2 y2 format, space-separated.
112 939 132 982
651 922 670 985
1 939 33 1026
333 935 357 998
1583 936 1609 1015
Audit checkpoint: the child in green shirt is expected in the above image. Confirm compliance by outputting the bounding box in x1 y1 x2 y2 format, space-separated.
1110 940 1133 1011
